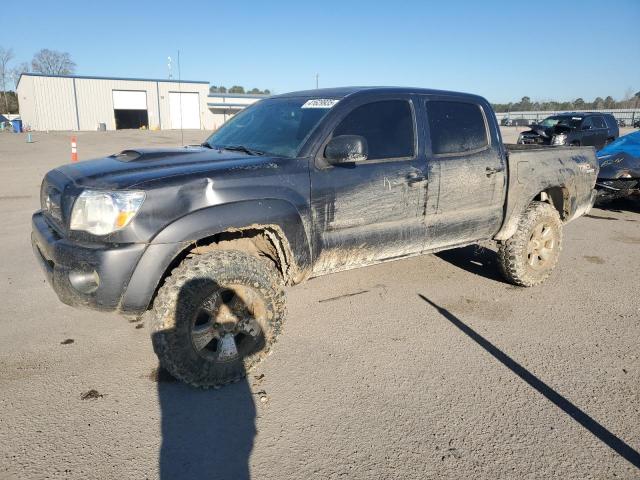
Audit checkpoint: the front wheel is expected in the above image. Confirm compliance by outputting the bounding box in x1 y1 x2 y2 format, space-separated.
151 250 285 388
498 201 563 287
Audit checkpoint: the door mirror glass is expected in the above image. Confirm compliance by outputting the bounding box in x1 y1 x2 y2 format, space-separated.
325 135 368 164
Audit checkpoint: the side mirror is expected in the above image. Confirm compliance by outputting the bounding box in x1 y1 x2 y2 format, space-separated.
325 135 368 165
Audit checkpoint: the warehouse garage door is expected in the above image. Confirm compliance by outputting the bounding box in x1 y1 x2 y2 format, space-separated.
113 90 148 129
169 92 201 129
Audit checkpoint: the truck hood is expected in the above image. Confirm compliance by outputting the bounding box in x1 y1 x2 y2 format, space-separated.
523 124 572 139
54 146 281 189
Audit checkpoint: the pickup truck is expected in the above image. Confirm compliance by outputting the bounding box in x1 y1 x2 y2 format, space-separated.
32 87 598 387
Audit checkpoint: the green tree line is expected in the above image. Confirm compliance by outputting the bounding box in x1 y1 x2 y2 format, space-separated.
209 85 271 95
493 93 640 113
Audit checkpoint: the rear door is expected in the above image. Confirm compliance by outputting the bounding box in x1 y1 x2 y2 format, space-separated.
309 95 428 274
579 117 598 146
591 116 608 149
422 97 506 249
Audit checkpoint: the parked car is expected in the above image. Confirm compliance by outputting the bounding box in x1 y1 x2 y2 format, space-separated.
501 117 531 126
517 113 618 149
617 118 627 128
32 87 598 387
595 131 640 203
634 118 640 128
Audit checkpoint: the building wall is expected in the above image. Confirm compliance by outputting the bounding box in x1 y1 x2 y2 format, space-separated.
17 74 215 132
75 78 160 130
17 75 77 131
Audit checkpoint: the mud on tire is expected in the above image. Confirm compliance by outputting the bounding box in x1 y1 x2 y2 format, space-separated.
498 201 563 287
151 250 285 388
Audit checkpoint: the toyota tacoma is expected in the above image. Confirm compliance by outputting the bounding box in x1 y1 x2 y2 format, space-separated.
32 87 598 387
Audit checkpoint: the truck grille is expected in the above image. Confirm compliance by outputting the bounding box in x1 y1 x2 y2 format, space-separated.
40 178 64 227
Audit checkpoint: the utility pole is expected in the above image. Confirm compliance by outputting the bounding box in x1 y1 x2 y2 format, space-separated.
315 73 319 89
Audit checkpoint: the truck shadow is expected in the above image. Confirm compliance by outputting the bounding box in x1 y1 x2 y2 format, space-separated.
155 277 258 480
417 293 640 470
597 196 640 214
435 245 504 283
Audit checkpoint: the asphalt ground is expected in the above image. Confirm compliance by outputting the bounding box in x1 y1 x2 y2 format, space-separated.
0 129 638 479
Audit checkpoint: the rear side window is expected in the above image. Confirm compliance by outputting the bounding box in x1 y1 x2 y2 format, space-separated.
592 116 606 129
426 101 488 155
333 100 415 160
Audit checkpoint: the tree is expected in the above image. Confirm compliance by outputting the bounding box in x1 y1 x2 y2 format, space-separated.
0 46 14 113
228 85 245 94
11 62 29 87
574 98 585 109
31 49 76 75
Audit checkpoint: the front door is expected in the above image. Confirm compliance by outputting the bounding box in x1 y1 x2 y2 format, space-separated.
422 98 506 249
309 97 428 274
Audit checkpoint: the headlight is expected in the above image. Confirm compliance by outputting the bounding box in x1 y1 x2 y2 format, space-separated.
552 133 567 145
517 134 524 144
70 189 145 235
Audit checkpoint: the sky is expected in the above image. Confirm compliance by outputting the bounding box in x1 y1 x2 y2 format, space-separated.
4 0 639 103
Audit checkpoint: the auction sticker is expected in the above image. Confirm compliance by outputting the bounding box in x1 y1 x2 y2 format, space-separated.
301 99 339 109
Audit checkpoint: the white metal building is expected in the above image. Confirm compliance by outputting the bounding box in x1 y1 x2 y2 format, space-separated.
16 73 265 132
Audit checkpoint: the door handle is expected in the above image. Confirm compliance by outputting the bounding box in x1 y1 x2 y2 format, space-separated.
485 166 504 176
406 171 427 186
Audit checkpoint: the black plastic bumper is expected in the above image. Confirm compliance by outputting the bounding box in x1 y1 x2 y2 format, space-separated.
31 211 147 313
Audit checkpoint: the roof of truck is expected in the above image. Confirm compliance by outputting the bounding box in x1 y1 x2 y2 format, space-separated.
273 86 485 102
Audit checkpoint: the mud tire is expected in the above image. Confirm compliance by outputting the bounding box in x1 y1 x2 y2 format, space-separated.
151 250 285 388
498 201 563 287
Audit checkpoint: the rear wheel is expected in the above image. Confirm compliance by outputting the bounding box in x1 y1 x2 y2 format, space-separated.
498 201 563 287
151 250 285 388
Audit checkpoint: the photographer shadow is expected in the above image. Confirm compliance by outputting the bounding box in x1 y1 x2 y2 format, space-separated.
154 277 258 480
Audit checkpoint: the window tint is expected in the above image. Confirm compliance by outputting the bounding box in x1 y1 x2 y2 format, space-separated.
333 100 414 160
581 117 593 129
427 101 488 155
592 116 606 129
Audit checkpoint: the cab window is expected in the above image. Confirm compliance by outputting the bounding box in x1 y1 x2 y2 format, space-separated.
332 100 415 160
426 101 488 155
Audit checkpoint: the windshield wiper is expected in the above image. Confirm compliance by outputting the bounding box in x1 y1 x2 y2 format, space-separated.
218 145 266 156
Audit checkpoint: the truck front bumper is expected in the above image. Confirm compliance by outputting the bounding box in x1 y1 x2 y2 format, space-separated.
31 211 147 312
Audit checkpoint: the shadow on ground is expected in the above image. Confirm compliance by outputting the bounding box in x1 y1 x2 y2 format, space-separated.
154 275 264 480
435 245 504 283
418 293 640 470
156 373 256 480
599 197 640 214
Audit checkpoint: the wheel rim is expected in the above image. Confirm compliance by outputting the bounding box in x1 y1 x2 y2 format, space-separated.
527 222 556 270
190 284 268 363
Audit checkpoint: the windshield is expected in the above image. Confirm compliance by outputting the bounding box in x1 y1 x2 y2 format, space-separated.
203 98 337 158
538 116 582 129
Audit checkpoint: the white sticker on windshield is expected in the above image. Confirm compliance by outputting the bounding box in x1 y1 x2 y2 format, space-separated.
572 117 582 120
301 99 339 109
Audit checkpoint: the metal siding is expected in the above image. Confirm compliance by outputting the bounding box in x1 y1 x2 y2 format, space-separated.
17 75 216 131
75 79 160 131
26 76 77 130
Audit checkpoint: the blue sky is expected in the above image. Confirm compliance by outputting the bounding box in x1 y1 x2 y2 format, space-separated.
5 0 639 103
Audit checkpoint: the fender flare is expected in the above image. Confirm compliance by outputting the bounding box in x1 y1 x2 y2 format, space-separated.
119 199 312 313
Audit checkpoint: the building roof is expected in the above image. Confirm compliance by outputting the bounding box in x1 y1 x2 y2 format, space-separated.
17 72 209 89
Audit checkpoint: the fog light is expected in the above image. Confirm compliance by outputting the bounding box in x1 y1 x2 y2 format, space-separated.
68 269 100 294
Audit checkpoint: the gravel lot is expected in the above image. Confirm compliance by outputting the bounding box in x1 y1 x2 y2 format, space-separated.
0 129 639 479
